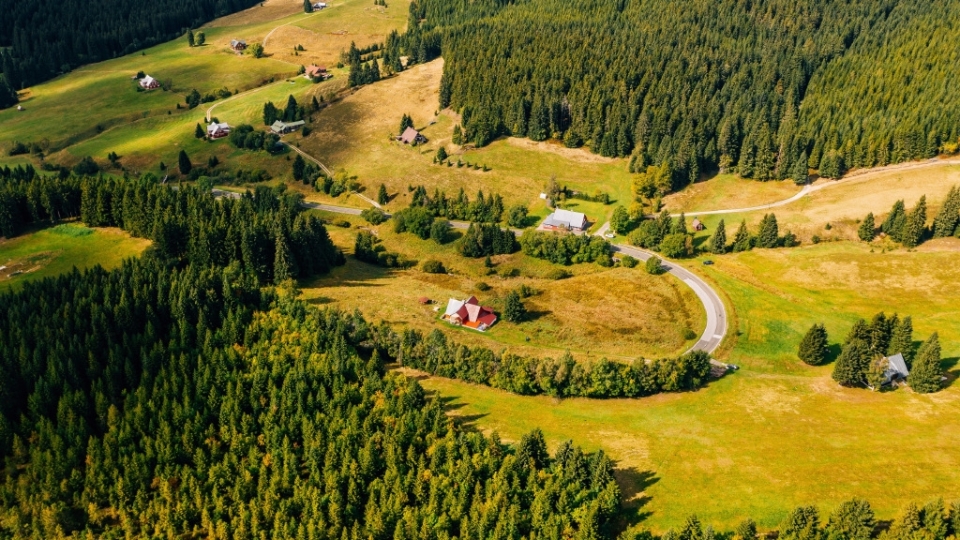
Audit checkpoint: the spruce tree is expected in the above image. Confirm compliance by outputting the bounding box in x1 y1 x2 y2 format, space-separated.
377 184 389 205
881 200 906 241
177 150 192 175
436 147 448 162
888 315 914 365
756 214 779 248
868 312 891 356
708 219 726 254
274 232 296 281
196 32 205 46
798 323 829 366
292 154 306 181
790 152 809 185
901 195 927 247
845 318 870 345
833 338 869 387
304 0 313 12
0 75 18 110
503 290 526 323
732 220 752 252
194 123 205 139
909 333 942 393
187 28 195 47
263 102 279 126
672 213 688 235
932 185 960 238
857 213 875 241
826 499 875 540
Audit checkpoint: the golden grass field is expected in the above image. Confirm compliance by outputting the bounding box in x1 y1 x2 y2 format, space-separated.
304 211 705 359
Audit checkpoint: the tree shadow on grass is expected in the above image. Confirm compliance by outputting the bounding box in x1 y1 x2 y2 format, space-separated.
613 468 659 530
824 342 843 365
940 356 959 388
522 310 551 323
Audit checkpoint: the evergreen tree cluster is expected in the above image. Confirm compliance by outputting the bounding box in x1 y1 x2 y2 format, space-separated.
867 185 960 245
457 222 518 257
0 258 620 537
519 230 612 266
346 41 385 87
381 327 713 398
354 230 412 267
0 0 260 92
263 95 306 126
829 312 944 392
408 184 505 223
228 124 283 153
415 0 960 183
628 211 694 258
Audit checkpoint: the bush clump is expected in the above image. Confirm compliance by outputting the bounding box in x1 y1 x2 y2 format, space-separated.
421 259 446 274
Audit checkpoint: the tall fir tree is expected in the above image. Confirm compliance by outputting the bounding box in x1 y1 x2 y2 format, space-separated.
932 185 960 237
708 219 726 254
377 184 389 205
756 214 779 248
791 151 809 185
901 195 927 247
857 212 875 241
194 123 205 139
888 315 914 365
187 28 195 47
909 333 942 393
798 323 829 366
178 150 192 175
732 220 752 252
881 199 907 241
304 0 313 12
833 338 869 387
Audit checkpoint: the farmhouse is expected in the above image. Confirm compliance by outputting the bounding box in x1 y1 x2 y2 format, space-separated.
305 65 331 80
139 75 160 90
442 296 497 331
312 2 327 9
882 353 910 385
692 218 704 231
207 122 231 139
270 120 306 134
542 209 587 231
230 40 247 52
398 126 427 145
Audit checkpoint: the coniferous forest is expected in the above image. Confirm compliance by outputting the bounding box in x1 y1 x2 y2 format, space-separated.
0 0 260 90
414 0 960 187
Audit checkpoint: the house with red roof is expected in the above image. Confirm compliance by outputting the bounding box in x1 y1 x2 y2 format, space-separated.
442 296 497 331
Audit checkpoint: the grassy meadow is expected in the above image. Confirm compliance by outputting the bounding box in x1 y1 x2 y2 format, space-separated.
0 224 150 292
411 239 960 533
303 211 705 359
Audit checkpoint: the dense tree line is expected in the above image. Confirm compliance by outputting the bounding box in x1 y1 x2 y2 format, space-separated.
0 257 620 537
457 222 517 257
228 124 283 153
354 230 413 267
520 230 612 265
408 184 505 223
860 187 960 245
0 0 260 92
374 326 713 398
415 0 960 185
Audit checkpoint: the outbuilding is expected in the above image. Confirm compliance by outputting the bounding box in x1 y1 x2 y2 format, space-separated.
398 126 427 145
542 208 588 232
139 75 160 90
271 120 306 134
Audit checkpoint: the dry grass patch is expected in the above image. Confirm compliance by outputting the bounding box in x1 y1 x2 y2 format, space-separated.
207 0 305 27
664 173 801 213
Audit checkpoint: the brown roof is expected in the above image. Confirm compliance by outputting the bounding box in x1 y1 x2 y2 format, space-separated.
399 126 421 144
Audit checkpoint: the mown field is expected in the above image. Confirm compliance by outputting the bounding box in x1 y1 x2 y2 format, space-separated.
0 224 151 292
303 211 705 359
412 239 960 533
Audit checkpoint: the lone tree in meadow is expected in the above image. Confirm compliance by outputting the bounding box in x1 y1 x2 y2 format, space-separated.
732 220 752 252
645 255 665 275
178 150 192 175
250 42 264 58
194 123 205 139
377 183 389 205
798 323 829 366
709 219 726 254
909 333 943 393
196 32 205 46
858 212 875 241
187 28 195 47
610 205 631 235
756 213 779 248
503 290 526 323
435 147 448 162
292 154 306 181
304 0 313 12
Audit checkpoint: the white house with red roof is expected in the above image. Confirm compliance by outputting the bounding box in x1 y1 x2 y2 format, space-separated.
207 122 231 139
139 75 160 90
442 296 497 331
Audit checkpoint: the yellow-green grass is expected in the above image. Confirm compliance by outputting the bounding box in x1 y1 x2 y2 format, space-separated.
0 224 150 292
295 59 635 225
410 241 960 533
663 173 801 214
302 211 704 359
683 162 960 248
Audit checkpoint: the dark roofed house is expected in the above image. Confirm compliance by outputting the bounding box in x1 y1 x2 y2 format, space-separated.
398 126 427 145
230 39 248 52
271 120 306 134
305 65 331 80
692 218 705 231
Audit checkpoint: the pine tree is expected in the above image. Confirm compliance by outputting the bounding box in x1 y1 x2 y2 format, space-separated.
194 123 205 139
857 212 875 241
399 114 414 135
909 333 942 393
503 291 526 323
187 28 195 47
0 75 18 110
436 147 448 162
826 499 875 540
377 184 389 205
881 200 906 241
798 323 829 366
196 32 205 46
791 152 809 185
732 220 752 252
932 185 960 237
888 315 914 365
756 214 779 248
178 150 192 175
833 338 869 387
304 0 313 12
263 102 279 126
845 319 870 345
708 219 726 254
672 213 688 235
292 154 306 181
901 195 927 247
283 95 299 122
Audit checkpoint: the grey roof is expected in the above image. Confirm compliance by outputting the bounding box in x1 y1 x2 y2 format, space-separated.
545 209 587 229
886 353 909 377
286 120 305 127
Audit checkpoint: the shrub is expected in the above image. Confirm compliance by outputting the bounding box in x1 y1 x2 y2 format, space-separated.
659 233 690 258
620 255 638 268
682 328 697 340
645 256 665 275
421 259 446 274
334 219 351 228
503 291 526 323
8 141 28 156
475 282 491 291
361 207 388 225
72 156 99 175
544 268 570 280
429 219 450 244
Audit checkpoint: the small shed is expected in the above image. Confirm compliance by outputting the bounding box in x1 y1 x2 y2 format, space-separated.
418 297 431 305
230 39 248 52
139 75 160 90
271 120 306 134
692 218 704 231
883 353 910 385
207 122 231 139
398 126 427 145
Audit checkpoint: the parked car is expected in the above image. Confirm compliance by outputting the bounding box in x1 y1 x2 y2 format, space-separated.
702 260 714 265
